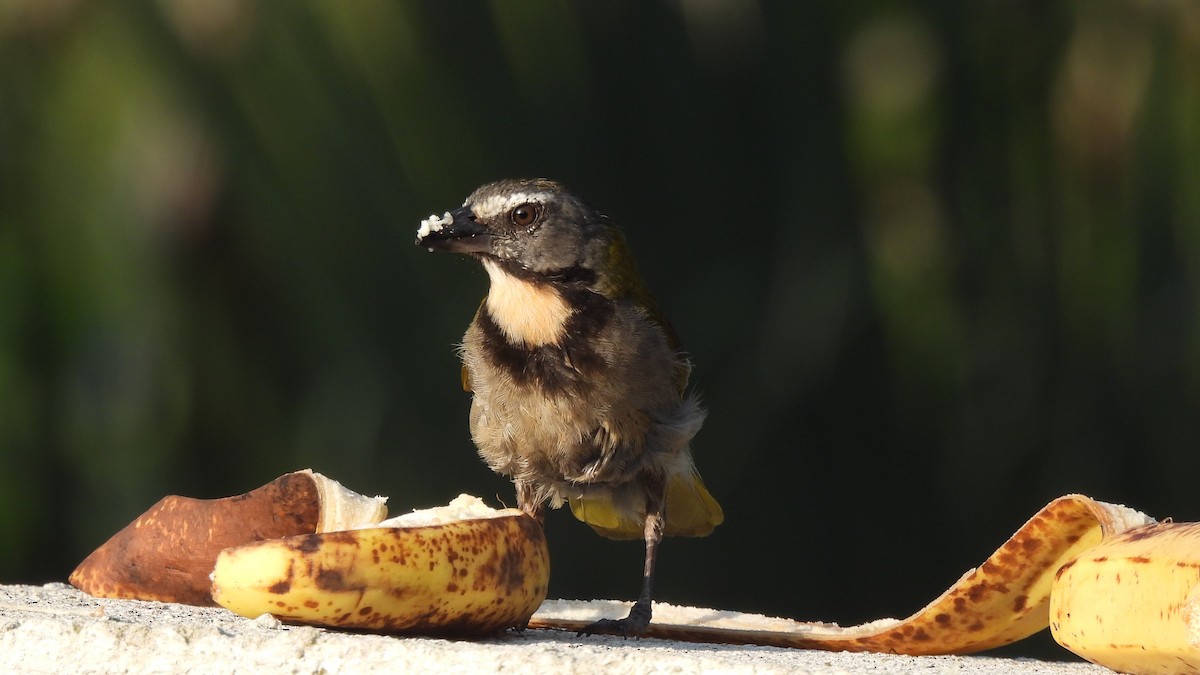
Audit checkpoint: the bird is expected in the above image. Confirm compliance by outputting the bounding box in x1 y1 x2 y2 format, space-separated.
415 178 723 635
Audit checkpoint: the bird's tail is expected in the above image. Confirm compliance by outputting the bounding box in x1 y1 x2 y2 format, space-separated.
568 463 724 540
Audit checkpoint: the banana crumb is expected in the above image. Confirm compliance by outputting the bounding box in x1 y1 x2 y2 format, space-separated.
369 494 520 528
416 211 453 243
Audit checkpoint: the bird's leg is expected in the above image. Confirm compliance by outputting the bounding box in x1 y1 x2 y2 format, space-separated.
579 473 667 637
516 479 545 525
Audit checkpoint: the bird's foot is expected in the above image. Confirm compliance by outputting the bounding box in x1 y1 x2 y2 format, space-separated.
577 599 652 637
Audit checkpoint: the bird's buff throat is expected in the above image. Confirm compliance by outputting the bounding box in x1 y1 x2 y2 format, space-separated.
482 259 572 347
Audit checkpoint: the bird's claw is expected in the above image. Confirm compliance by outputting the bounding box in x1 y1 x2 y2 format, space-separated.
577 600 652 637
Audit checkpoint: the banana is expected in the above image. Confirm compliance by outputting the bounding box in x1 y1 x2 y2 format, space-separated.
530 494 1155 655
80 472 1200 663
210 494 550 636
1050 521 1200 674
70 470 387 605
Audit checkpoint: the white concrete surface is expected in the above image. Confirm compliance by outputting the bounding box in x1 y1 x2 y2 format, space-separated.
0 584 1110 675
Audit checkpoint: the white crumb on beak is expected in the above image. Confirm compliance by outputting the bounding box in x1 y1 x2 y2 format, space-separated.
416 211 453 241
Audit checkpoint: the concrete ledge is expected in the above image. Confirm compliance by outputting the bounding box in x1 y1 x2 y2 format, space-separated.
0 584 1107 674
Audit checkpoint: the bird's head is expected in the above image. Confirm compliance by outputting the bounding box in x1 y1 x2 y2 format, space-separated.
416 179 642 298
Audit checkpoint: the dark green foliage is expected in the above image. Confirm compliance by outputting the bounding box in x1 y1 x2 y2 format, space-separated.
1 0 1197 656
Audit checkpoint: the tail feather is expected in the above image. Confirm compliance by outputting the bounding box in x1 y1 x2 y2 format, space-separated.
568 469 723 540
664 470 724 537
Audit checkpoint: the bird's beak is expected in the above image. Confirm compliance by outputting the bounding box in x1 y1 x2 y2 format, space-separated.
415 207 495 254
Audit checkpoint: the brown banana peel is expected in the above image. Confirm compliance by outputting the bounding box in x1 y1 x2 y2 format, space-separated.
528 494 1154 655
69 470 387 606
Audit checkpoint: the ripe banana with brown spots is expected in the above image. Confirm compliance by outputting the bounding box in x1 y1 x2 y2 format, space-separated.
1050 521 1200 674
70 470 387 605
210 495 550 636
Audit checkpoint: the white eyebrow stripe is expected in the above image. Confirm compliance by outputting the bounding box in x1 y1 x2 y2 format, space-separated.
469 192 544 220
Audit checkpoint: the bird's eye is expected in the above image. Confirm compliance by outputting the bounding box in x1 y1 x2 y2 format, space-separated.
510 204 538 228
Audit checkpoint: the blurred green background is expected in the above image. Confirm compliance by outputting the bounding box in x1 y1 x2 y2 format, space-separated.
2 0 1198 657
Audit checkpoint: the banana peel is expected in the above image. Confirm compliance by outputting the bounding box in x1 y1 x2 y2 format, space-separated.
73 473 1200 670
70 473 549 637
69 470 387 605
1050 521 1200 674
210 495 550 636
530 494 1158 658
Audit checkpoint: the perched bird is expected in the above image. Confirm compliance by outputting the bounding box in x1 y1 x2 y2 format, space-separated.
415 178 723 635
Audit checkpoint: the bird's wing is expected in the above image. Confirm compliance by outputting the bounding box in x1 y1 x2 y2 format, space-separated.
460 298 488 393
568 464 723 540
602 229 692 395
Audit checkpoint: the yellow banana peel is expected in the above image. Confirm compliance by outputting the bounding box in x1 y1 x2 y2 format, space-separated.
211 494 550 636
1050 521 1200 674
531 493 1200 674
